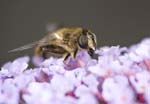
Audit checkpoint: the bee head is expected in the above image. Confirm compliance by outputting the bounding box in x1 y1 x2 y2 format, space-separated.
78 29 97 57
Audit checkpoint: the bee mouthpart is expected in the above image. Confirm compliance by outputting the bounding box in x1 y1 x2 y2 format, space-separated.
88 48 95 57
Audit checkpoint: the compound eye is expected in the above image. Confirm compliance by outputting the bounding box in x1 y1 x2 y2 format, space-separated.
78 34 88 49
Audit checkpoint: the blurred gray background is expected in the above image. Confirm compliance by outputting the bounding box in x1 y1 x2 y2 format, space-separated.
0 0 150 66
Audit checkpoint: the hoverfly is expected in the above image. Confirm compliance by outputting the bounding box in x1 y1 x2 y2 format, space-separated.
9 27 97 62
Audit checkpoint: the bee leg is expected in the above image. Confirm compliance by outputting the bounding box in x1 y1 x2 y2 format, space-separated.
73 49 78 58
35 47 49 59
41 47 50 59
42 51 48 59
63 53 70 62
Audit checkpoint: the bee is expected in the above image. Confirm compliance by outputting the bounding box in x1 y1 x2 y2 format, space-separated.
9 27 97 62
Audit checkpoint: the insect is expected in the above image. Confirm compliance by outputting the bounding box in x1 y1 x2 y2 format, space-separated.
9 27 97 62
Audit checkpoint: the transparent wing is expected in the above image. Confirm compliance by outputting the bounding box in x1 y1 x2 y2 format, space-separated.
8 23 63 53
8 41 38 53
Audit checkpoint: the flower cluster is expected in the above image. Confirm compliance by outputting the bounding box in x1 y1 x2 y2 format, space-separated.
0 38 150 104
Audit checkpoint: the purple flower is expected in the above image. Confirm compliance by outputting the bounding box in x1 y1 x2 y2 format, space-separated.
145 87 150 104
1 56 29 77
50 74 75 94
0 78 20 104
0 38 150 104
65 50 92 70
23 82 54 104
82 74 99 93
102 75 135 104
129 71 150 93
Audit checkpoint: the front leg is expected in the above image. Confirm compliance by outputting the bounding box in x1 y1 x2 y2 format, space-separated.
42 49 50 59
73 48 78 58
63 53 71 63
